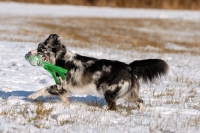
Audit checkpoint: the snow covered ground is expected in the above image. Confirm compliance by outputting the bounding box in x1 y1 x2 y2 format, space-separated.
0 2 200 133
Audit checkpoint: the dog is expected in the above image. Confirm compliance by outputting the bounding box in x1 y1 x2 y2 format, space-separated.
27 34 169 111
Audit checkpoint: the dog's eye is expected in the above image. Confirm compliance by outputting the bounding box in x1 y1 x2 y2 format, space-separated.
52 48 57 53
44 42 47 45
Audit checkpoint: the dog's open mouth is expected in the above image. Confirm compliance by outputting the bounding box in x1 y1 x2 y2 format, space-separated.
41 55 47 61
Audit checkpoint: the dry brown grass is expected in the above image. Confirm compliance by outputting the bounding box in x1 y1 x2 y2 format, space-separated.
2 0 200 10
0 17 200 54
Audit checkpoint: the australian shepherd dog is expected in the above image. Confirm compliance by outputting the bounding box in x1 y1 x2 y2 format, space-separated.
27 34 168 111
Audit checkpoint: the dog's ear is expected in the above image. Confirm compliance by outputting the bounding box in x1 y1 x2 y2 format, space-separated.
47 34 59 43
49 34 59 41
46 34 61 47
46 34 63 52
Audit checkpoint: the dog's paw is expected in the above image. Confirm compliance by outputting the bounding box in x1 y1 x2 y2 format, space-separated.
137 103 146 112
59 95 69 104
28 93 38 100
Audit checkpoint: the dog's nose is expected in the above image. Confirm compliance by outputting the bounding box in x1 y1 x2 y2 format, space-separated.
30 49 37 56
25 52 30 61
28 51 31 55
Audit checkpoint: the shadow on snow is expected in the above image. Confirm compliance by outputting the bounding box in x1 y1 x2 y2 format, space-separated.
0 90 107 106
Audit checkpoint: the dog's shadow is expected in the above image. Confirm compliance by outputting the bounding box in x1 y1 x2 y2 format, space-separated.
0 90 107 107
0 90 139 111
0 90 33 100
68 95 107 107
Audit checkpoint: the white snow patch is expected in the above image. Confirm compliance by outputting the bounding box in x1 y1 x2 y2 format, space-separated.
0 2 199 20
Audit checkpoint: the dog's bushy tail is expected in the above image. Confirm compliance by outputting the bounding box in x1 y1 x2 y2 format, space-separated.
129 59 169 83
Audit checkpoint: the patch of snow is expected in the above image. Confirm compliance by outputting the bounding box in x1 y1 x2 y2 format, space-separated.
164 42 187 50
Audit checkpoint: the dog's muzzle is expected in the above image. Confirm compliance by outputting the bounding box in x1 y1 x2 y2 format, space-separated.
25 52 43 66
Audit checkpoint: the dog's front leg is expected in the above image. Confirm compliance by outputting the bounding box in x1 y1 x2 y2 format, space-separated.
28 85 69 103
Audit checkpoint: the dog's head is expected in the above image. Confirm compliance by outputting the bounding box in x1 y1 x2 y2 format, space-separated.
29 34 66 64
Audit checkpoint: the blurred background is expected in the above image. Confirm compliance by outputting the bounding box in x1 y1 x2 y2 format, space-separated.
1 0 200 10
0 0 199 54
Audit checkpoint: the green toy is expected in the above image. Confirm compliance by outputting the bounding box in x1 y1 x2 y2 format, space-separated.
25 54 68 84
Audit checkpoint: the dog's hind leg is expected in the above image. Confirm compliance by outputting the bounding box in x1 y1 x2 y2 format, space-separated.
124 91 144 111
28 85 68 103
124 82 145 111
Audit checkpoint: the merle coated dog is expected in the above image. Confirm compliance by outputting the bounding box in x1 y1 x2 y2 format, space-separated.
28 34 168 111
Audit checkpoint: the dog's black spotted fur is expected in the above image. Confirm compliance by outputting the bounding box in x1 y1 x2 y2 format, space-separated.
28 34 169 111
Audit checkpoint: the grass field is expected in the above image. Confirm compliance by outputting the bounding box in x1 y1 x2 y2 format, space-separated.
1 16 200 53
0 2 200 133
